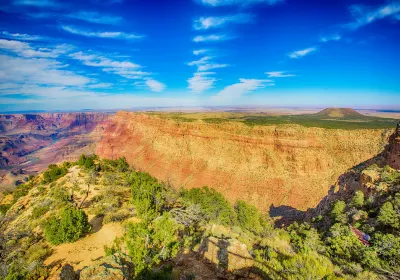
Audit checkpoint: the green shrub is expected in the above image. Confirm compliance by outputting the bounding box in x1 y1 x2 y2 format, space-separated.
103 210 130 224
25 242 52 264
377 201 399 229
235 200 264 234
351 191 364 208
31 204 50 219
125 212 180 276
373 233 400 268
330 200 347 224
43 207 91 245
77 154 97 170
130 171 164 221
42 164 68 184
181 186 235 226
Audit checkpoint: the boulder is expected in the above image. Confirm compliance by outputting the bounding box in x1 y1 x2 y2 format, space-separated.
197 236 253 272
59 264 76 280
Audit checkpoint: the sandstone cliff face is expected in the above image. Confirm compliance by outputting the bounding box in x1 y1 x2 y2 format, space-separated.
97 112 393 211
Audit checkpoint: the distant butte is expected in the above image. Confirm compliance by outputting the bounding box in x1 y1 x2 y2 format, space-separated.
314 108 365 118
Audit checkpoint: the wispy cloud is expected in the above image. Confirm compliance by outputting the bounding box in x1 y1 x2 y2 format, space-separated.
320 34 341 42
145 79 166 92
188 72 217 93
193 34 230 42
70 51 164 92
193 49 208 55
344 2 400 30
0 39 71 58
70 51 146 80
61 25 143 40
198 0 283 7
1 31 42 41
194 14 253 30
288 47 316 59
212 78 274 101
265 71 295 78
86 83 113 89
13 0 63 8
0 54 90 88
188 56 228 71
67 11 122 25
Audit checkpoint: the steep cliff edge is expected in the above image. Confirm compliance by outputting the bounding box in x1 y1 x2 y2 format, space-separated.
386 122 400 169
97 111 393 211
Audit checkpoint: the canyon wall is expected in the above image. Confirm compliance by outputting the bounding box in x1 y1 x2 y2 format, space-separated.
97 112 393 211
0 113 110 169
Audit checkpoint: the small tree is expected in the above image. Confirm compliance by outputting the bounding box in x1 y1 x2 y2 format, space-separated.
330 200 347 224
235 200 263 234
125 213 180 276
377 202 399 229
350 191 364 208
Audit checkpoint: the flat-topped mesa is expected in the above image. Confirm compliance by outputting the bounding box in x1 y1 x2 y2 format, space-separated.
313 108 365 118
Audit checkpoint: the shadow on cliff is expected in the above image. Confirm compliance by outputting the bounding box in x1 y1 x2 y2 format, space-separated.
270 128 398 227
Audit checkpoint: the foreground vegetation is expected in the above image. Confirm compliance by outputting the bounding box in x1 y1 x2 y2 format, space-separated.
0 154 399 279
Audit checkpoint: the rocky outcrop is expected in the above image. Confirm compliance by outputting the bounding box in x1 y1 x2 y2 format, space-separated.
197 236 253 272
97 112 392 211
78 255 134 280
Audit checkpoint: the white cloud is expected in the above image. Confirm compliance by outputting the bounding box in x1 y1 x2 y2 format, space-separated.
345 2 400 30
13 0 62 8
61 25 143 40
265 71 295 78
86 83 113 89
212 78 274 101
193 49 208 55
67 11 122 25
0 39 71 58
288 47 316 59
145 79 166 92
198 0 283 7
188 56 228 72
70 51 152 80
0 54 90 87
198 63 228 71
193 14 252 30
1 31 42 41
188 56 212 66
320 34 341 42
193 34 229 42
187 72 217 93
70 51 140 69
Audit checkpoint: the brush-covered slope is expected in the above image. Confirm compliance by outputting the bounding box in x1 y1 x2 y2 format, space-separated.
97 111 393 211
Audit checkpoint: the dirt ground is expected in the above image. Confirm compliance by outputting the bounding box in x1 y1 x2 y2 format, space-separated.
44 222 124 270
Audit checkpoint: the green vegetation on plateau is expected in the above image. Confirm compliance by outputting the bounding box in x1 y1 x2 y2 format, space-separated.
1 154 400 279
150 109 399 130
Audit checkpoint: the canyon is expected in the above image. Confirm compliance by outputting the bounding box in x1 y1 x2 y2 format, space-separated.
0 113 110 190
1 109 398 211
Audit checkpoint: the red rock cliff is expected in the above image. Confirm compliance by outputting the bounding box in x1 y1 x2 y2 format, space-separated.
97 112 393 211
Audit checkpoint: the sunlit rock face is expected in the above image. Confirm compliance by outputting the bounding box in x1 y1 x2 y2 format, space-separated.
97 111 392 211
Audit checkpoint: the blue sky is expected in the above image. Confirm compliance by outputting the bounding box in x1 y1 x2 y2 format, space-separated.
0 0 399 111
